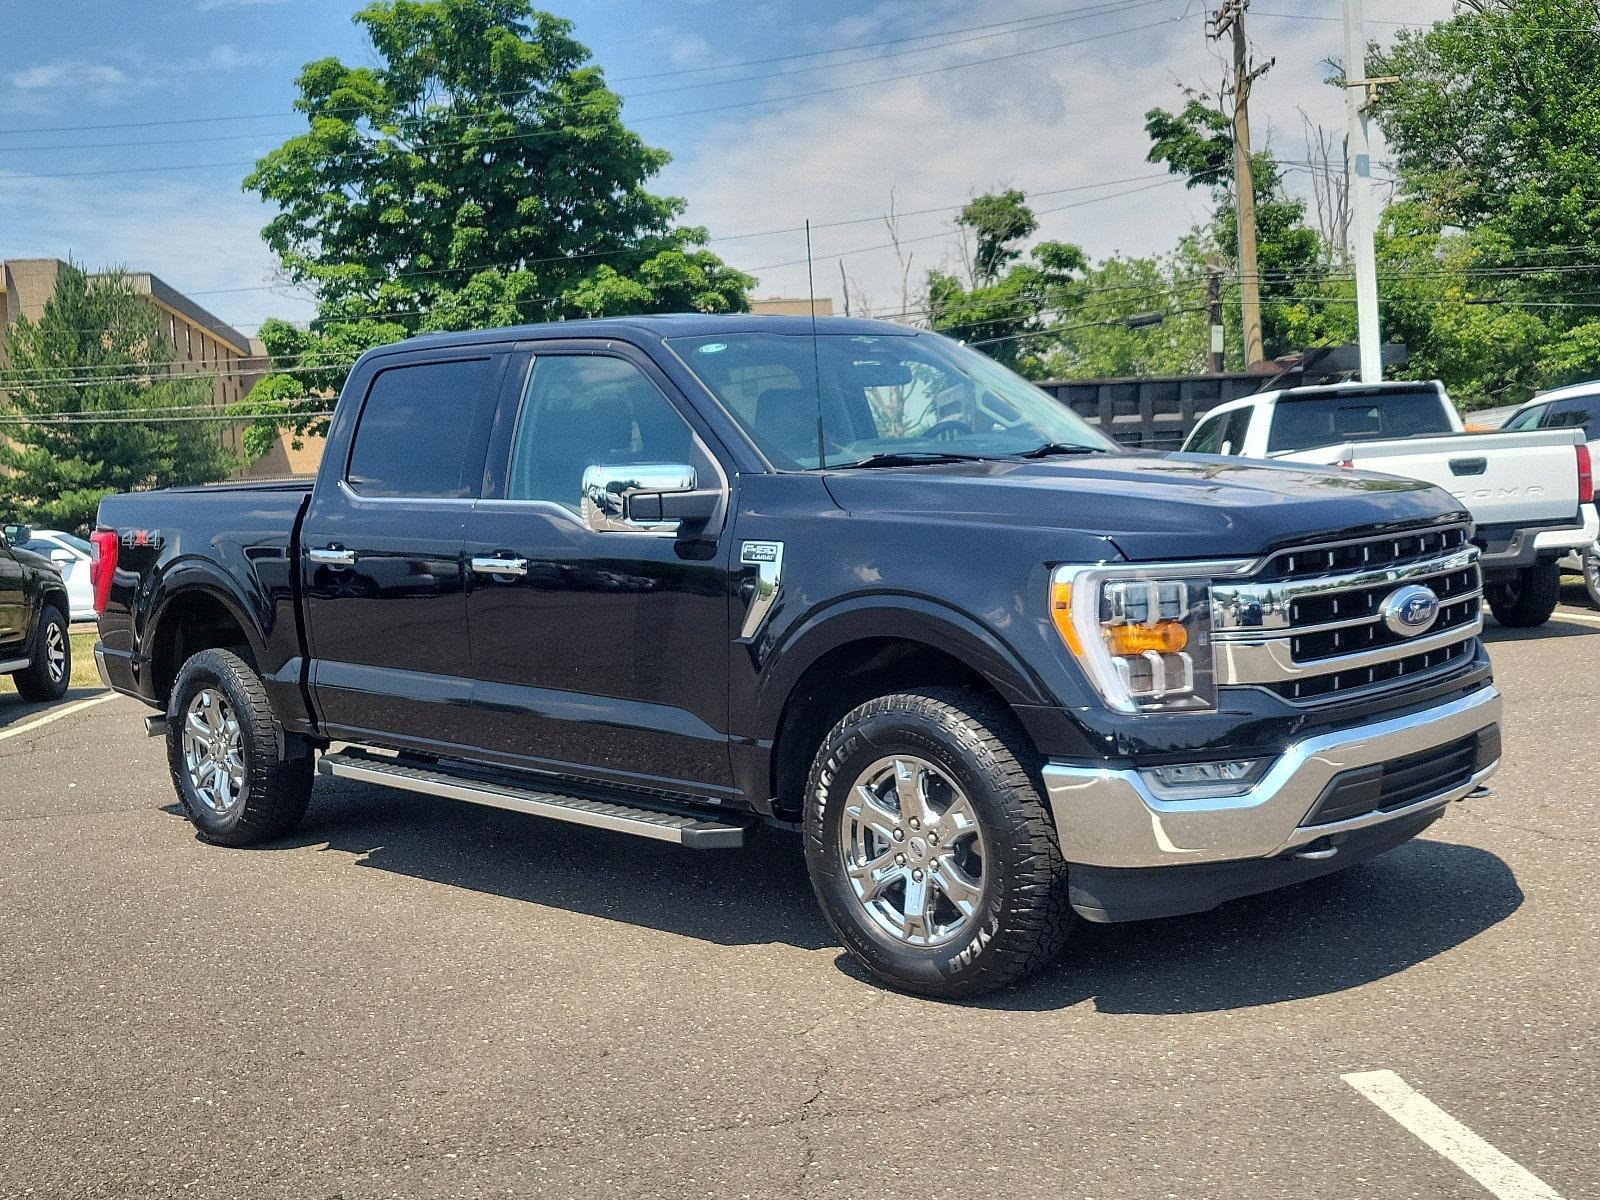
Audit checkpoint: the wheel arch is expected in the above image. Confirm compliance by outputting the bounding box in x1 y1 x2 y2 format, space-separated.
147 575 266 705
755 598 1053 819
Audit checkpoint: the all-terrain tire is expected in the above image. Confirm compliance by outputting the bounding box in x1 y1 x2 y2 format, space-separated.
1487 561 1562 628
11 604 70 702
802 687 1073 1000
166 648 314 847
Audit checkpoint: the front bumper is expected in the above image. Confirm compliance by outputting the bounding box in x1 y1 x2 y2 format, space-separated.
1041 685 1501 872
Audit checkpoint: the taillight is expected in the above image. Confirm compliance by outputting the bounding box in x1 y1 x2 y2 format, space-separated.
1578 443 1594 505
90 529 119 615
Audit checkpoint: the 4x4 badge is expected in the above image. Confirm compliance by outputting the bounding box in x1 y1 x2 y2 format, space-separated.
739 541 785 640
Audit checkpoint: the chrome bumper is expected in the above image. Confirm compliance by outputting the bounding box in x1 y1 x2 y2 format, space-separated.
1042 687 1501 869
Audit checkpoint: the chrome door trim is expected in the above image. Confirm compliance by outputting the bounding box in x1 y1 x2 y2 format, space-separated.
307 547 357 567
470 556 529 577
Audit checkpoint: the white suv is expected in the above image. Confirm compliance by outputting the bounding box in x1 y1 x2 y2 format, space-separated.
1503 385 1600 608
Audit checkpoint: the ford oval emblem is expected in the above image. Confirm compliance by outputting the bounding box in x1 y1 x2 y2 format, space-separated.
1381 584 1440 637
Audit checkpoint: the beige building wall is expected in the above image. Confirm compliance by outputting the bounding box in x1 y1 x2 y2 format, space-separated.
750 296 835 317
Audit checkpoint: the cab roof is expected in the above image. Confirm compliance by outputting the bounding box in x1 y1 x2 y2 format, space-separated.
386 312 920 354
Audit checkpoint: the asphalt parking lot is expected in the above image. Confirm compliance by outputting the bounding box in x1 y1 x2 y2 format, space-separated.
3 597 1597 1200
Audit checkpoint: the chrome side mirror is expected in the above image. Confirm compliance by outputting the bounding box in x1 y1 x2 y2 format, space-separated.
581 464 699 533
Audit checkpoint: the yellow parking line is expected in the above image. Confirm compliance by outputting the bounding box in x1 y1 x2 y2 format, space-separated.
0 692 118 743
1553 609 1600 628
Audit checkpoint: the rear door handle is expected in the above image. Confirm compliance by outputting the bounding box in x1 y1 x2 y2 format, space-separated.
308 546 356 566
471 555 529 578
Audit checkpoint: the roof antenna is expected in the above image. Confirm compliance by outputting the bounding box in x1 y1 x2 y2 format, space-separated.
806 219 826 470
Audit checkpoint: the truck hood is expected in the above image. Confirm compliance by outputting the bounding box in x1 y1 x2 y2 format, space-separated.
822 453 1468 562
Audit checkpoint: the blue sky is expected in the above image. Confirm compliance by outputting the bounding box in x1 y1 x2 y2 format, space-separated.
0 0 1451 335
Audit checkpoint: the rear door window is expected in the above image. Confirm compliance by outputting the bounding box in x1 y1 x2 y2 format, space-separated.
346 357 496 498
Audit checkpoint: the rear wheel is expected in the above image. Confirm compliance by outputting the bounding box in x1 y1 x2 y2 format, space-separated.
1582 543 1600 611
166 648 313 847
802 688 1073 999
1487 561 1562 627
11 606 70 702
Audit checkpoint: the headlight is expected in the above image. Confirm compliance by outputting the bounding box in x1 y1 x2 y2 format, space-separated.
1049 562 1248 714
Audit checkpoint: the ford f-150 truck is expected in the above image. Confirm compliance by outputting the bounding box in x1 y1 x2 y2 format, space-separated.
93 315 1504 998
1181 381 1597 627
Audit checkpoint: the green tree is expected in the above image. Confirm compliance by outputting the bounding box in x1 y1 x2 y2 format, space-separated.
1369 0 1600 398
924 192 1087 375
1144 98 1328 363
0 263 234 532
1037 252 1210 379
242 0 754 455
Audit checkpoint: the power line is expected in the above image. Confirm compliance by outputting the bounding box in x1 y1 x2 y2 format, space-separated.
0 10 1196 182
0 0 1154 140
0 0 1165 158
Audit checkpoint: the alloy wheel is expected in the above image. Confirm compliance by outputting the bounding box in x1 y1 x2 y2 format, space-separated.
838 754 987 948
44 623 66 684
181 688 246 814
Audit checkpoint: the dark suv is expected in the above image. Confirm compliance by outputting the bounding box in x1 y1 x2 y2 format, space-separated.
2 521 72 701
92 316 1501 998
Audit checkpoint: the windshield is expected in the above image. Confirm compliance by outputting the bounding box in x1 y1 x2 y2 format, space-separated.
666 331 1113 469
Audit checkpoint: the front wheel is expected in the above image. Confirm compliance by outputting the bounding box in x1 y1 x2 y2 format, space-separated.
1487 561 1562 627
166 648 314 847
802 688 1073 999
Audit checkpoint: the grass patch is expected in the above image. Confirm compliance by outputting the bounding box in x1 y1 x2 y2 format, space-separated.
0 629 103 694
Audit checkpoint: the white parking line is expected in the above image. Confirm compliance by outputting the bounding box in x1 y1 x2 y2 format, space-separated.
1343 1071 1564 1200
0 692 118 743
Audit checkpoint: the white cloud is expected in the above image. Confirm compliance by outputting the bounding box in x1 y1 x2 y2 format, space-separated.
662 0 1457 314
9 61 132 91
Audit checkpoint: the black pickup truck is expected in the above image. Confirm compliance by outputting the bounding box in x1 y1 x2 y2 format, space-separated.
94 315 1503 998
2 521 73 701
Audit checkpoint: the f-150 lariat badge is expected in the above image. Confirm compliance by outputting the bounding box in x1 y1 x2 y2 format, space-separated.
739 541 784 640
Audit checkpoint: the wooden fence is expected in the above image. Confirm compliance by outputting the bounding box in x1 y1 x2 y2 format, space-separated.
1038 370 1304 451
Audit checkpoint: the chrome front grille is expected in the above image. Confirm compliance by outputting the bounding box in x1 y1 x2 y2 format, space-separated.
1211 524 1483 706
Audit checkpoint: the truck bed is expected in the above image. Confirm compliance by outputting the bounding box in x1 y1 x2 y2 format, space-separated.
1282 427 1585 527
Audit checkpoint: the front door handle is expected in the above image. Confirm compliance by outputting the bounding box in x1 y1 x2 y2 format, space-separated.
471 555 529 578
308 546 356 567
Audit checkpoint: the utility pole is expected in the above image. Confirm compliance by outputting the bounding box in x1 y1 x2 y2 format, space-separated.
838 260 852 318
1342 0 1392 383
1209 0 1271 369
1205 258 1225 373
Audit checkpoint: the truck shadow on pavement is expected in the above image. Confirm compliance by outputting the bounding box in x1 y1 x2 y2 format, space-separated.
275 782 1521 1010
279 778 840 951
0 687 105 730
994 837 1522 1014
1481 617 1598 644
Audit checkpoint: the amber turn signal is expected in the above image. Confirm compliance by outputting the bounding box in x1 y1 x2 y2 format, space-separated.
1049 578 1084 655
1102 620 1189 656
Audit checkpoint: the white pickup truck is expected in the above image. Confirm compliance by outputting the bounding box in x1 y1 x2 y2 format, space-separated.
1181 380 1598 628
